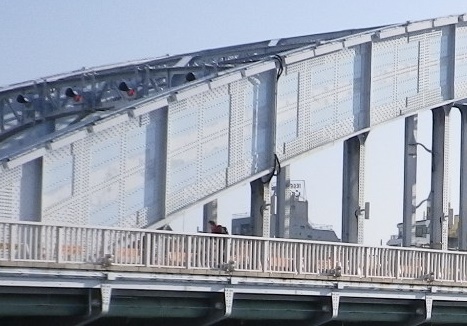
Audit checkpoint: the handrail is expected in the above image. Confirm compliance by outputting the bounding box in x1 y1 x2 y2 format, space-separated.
0 220 465 283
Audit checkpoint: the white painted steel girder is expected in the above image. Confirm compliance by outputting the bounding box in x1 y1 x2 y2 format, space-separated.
1 13 467 238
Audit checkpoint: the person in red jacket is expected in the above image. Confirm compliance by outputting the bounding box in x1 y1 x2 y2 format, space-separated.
208 221 228 234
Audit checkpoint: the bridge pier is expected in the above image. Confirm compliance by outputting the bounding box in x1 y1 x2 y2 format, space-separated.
430 106 451 250
342 133 368 244
250 178 271 237
402 115 418 247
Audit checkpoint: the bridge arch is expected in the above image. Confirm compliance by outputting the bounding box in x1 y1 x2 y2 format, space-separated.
1 15 467 243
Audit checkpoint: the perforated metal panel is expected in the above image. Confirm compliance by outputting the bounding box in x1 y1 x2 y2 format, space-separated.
227 79 248 184
289 47 363 155
89 137 121 187
0 166 22 220
276 72 299 160
455 23 467 98
371 27 452 126
371 37 414 124
409 28 451 109
283 60 312 159
89 181 120 226
227 72 274 185
42 146 73 209
166 86 230 214
40 110 164 227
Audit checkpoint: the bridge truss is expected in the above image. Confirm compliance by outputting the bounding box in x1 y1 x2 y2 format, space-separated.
2 13 467 325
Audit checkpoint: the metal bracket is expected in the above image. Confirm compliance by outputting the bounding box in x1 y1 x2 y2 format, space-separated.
73 284 112 326
101 284 112 314
198 288 235 326
405 295 433 326
309 292 340 326
224 287 234 317
425 296 433 321
331 292 339 318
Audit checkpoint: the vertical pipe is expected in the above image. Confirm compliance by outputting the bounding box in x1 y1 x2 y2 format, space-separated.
402 115 418 247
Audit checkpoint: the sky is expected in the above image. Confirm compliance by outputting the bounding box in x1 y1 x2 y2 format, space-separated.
1 1 467 245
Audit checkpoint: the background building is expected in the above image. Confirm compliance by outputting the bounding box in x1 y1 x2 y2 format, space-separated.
387 207 459 249
232 181 339 241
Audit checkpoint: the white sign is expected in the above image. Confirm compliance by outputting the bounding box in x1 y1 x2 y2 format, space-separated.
271 180 306 200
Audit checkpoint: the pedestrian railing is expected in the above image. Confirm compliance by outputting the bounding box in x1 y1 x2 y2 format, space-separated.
0 219 466 283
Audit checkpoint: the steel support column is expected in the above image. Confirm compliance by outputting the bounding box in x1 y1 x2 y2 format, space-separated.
459 106 467 250
342 133 367 244
153 106 168 226
250 178 271 237
402 115 418 247
203 200 218 233
276 165 291 238
430 106 450 250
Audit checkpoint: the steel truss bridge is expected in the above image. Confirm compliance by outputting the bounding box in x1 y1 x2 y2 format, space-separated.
2 13 467 325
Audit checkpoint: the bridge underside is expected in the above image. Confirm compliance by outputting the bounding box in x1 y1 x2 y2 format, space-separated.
0 266 467 326
0 288 466 325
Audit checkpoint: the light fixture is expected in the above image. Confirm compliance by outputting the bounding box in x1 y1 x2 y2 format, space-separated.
118 81 136 96
65 87 82 102
185 72 196 82
16 94 31 104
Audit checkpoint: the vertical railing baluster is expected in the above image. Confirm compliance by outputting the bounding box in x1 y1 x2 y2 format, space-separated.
9 224 15 261
57 227 63 263
298 243 303 275
263 239 269 273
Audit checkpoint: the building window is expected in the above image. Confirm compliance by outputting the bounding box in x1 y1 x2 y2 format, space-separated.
415 225 427 237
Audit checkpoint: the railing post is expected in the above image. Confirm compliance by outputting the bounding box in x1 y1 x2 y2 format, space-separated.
144 233 151 267
102 230 109 259
298 243 303 275
425 252 435 275
364 247 368 278
225 236 232 270
454 254 459 282
395 250 401 279
56 227 63 264
332 245 337 272
9 224 16 261
186 235 192 269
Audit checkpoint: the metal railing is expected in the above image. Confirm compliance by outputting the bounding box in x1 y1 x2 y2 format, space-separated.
0 220 466 283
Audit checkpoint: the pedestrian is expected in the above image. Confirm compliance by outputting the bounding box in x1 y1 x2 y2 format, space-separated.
208 220 228 268
208 220 224 234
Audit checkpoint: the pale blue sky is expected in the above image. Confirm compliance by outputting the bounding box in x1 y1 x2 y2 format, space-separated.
1 1 467 245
